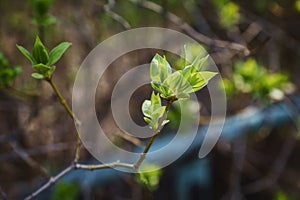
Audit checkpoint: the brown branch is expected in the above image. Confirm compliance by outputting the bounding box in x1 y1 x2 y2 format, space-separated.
46 78 82 163
0 142 74 161
128 0 250 56
9 141 49 177
24 161 135 200
24 165 74 200
134 98 174 170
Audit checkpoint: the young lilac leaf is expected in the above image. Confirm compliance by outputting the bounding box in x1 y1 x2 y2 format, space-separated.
161 119 170 126
200 71 218 82
151 91 161 106
151 81 164 94
142 100 151 118
143 117 152 125
192 55 209 71
31 72 45 79
182 45 188 67
142 92 168 130
33 63 51 74
150 54 172 83
163 71 193 98
16 45 36 64
192 71 218 92
48 42 72 65
32 36 49 64
159 84 174 99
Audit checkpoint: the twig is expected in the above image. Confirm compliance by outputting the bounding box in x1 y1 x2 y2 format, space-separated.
0 142 74 161
24 165 74 200
134 98 175 170
46 78 82 162
103 7 131 30
116 130 143 147
9 141 49 177
24 161 134 200
128 0 250 56
75 161 134 170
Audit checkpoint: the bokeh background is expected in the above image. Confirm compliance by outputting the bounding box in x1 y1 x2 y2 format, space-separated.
1 0 300 199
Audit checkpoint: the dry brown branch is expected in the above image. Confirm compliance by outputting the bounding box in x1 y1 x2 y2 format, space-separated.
9 141 49 178
128 0 250 56
24 161 134 200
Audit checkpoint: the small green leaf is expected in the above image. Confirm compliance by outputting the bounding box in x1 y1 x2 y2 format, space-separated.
31 73 45 79
33 63 50 74
163 71 193 97
16 45 36 64
150 54 172 83
142 92 168 130
32 36 49 64
200 71 218 82
142 100 151 118
192 54 209 71
48 42 72 65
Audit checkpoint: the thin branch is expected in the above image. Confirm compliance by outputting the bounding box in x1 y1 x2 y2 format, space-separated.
0 142 74 161
25 161 135 200
24 165 74 200
75 161 134 170
46 78 82 162
116 130 143 147
128 0 250 56
134 98 174 170
9 141 49 177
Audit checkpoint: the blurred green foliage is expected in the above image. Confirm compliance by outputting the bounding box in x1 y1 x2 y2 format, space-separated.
213 0 240 28
51 182 80 200
222 58 293 103
0 53 22 88
29 0 56 27
137 163 163 191
295 0 300 12
274 190 296 200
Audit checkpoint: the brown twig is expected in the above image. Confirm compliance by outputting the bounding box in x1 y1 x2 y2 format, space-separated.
9 141 49 177
134 98 174 170
46 78 82 162
0 142 74 161
128 0 250 56
24 161 134 200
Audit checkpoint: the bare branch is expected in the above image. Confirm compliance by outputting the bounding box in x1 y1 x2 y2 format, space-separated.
25 161 135 199
128 0 250 56
24 165 74 200
9 141 49 177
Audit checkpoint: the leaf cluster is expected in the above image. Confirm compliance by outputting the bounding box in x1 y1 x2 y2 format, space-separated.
142 47 217 130
17 36 71 80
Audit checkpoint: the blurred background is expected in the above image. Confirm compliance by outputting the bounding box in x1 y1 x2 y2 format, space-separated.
0 0 300 199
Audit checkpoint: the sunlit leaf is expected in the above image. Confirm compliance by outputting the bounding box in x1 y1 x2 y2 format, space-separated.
16 45 36 64
32 36 49 64
150 54 172 83
48 42 72 65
